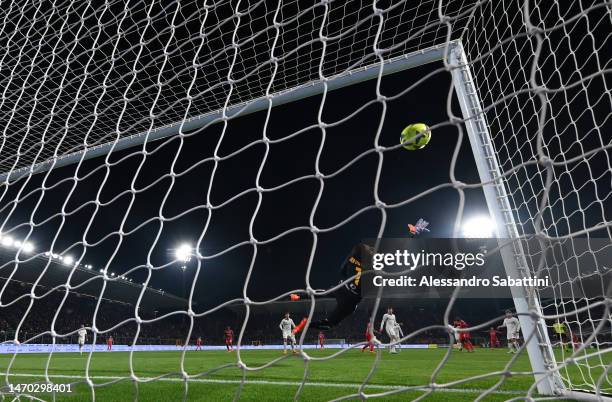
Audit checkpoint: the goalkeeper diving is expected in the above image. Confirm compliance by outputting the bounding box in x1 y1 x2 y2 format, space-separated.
293 219 430 334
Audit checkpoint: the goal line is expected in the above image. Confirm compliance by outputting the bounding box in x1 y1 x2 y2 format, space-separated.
0 372 525 396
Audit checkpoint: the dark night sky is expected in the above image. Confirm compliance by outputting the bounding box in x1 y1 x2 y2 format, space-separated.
0 0 608 318
0 59 491 310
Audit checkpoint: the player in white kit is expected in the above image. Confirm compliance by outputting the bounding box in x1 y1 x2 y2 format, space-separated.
77 324 87 355
394 322 404 353
379 307 400 354
279 312 297 354
498 310 521 353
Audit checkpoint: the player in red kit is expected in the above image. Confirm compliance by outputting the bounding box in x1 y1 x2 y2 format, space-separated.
106 336 113 351
454 317 474 352
361 320 375 353
195 336 202 351
571 332 580 351
318 331 325 349
224 327 234 352
488 327 501 349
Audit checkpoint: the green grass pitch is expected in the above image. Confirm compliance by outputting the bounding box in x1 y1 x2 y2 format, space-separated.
0 347 606 401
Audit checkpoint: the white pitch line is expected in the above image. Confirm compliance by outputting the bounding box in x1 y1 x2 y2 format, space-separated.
0 372 523 395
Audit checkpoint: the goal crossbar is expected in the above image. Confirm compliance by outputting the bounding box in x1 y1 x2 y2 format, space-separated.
0 42 454 183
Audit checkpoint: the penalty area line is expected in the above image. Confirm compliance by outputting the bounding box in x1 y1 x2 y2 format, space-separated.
0 372 523 395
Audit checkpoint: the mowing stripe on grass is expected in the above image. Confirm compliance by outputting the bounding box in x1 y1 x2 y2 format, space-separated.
0 372 524 395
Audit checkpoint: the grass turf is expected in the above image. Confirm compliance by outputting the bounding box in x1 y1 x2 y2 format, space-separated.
0 347 607 401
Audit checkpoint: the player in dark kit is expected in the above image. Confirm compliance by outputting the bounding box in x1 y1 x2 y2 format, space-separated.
292 242 372 333
224 327 234 352
293 219 430 334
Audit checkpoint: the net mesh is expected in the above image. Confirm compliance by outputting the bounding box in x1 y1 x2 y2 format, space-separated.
0 0 610 400
463 0 611 394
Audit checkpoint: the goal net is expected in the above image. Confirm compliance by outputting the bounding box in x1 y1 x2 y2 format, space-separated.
0 0 610 400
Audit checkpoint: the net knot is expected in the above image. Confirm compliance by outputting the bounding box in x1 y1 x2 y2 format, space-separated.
439 15 452 24
538 155 552 167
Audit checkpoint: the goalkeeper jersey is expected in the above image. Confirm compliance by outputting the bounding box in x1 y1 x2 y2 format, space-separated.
339 243 373 296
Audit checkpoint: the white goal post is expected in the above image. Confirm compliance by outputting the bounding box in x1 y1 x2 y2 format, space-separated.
0 1 610 401
449 40 566 397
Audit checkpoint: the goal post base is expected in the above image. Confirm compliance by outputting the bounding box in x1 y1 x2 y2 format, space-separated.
562 391 612 402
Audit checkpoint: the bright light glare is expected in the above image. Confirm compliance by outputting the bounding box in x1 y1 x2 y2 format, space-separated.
22 242 34 253
462 216 496 238
1 236 13 247
175 244 192 263
63 255 74 266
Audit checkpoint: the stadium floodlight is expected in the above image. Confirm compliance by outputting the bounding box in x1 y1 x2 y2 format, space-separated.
13 240 22 248
63 255 74 266
21 242 34 253
462 216 496 238
1 236 13 247
175 243 193 263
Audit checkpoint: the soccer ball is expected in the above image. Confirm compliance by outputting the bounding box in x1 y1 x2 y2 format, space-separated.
400 123 431 150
